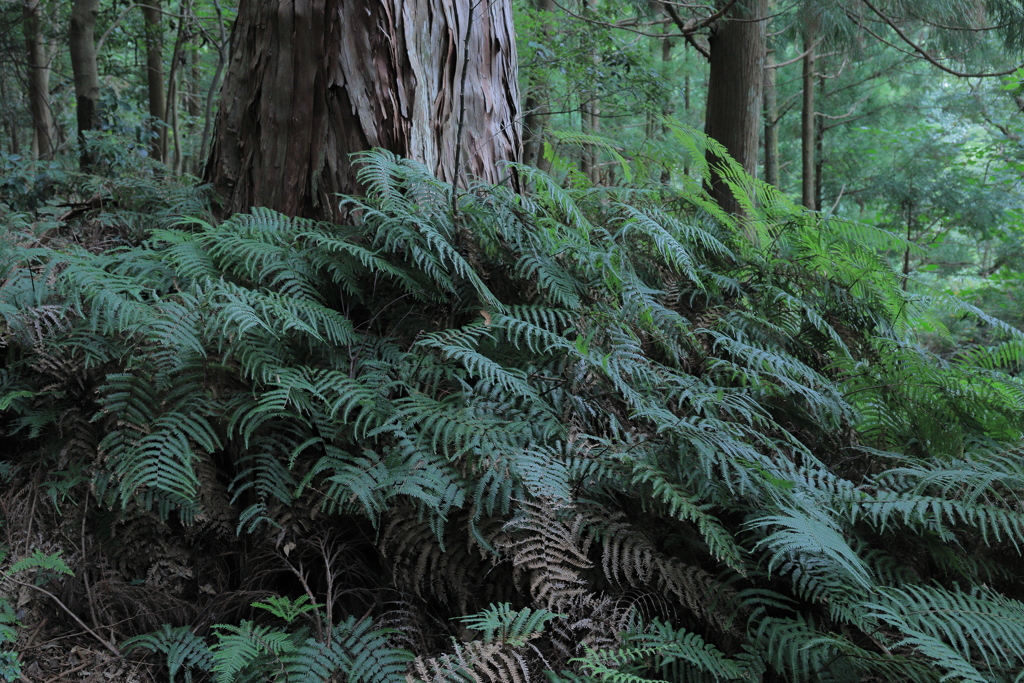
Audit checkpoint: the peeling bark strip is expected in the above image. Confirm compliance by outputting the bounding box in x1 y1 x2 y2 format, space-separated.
205 0 522 220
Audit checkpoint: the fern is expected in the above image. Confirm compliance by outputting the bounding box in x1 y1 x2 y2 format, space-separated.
123 625 214 682
8 128 1024 683
457 603 564 647
282 616 412 683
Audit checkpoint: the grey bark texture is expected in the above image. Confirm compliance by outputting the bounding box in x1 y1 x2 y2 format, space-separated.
205 0 522 220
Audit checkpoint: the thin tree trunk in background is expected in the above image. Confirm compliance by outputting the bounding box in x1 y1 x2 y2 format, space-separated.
0 76 20 155
69 0 101 169
580 0 598 183
165 0 192 174
198 0 228 168
660 30 674 184
205 0 521 221
188 51 201 118
581 91 600 183
703 0 767 215
24 0 54 159
763 49 779 188
142 0 166 162
164 0 190 170
815 72 825 211
801 15 817 210
186 52 202 173
683 48 690 177
522 0 554 170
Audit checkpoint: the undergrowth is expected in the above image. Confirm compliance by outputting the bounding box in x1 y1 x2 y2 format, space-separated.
2 126 1024 681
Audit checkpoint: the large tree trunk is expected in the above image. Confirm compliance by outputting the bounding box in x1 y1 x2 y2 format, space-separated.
69 0 101 170
142 0 167 162
703 0 767 215
23 0 54 160
205 0 521 220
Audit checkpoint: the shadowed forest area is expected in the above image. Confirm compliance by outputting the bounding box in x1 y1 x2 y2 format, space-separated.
4 1 1024 681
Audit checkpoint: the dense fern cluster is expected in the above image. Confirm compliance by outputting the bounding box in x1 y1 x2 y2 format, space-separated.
4 131 1024 682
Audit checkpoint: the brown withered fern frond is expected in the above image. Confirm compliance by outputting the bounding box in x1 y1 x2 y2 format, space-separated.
543 594 635 668
380 507 515 614
586 509 739 634
409 641 533 683
493 500 593 610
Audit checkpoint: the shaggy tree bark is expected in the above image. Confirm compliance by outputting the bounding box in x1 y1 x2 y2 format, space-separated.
69 0 101 169
703 0 766 215
23 0 54 159
205 0 522 220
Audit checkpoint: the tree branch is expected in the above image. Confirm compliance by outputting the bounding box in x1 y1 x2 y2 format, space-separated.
859 0 1023 78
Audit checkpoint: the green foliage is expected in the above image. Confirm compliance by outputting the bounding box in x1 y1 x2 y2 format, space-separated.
123 625 214 683
6 134 1024 682
0 599 20 683
0 547 73 682
251 595 322 624
124 616 411 683
457 603 564 646
8 549 72 579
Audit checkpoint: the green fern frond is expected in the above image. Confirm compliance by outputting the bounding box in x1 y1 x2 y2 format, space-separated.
282 616 412 683
123 625 214 681
866 584 1024 678
457 603 564 646
210 620 296 683
750 503 875 598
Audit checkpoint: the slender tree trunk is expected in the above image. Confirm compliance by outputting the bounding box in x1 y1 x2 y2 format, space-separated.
814 72 825 211
580 0 599 183
683 49 691 177
660 30 674 184
0 75 19 155
763 48 779 188
187 50 202 130
801 15 817 210
164 0 193 171
703 0 767 215
205 0 521 220
198 0 228 168
581 92 600 183
23 0 54 159
522 0 555 170
69 0 101 169
142 0 166 162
